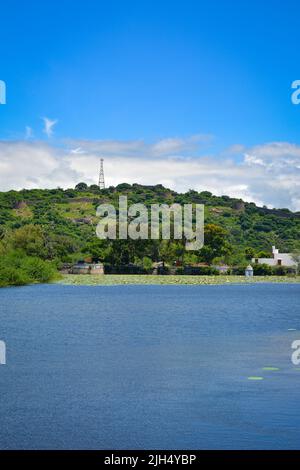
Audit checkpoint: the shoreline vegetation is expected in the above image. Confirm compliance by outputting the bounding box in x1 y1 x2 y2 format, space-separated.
58 274 300 286
0 252 59 287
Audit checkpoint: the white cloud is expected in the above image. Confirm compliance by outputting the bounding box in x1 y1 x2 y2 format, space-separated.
0 141 81 190
0 137 300 211
243 142 300 210
42 117 58 137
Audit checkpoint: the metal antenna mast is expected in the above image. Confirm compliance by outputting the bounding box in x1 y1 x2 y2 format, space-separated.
98 158 105 190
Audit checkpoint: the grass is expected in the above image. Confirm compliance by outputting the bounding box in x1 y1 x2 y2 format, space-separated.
57 274 300 286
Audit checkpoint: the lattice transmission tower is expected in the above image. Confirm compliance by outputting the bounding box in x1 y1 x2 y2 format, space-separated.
98 158 105 190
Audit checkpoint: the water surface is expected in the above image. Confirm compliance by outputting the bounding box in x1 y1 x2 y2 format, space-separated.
0 283 299 449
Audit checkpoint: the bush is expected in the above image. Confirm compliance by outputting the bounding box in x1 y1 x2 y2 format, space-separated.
20 257 57 283
176 267 184 275
142 257 153 273
253 264 273 276
0 267 30 287
0 252 58 287
271 266 294 276
183 266 219 275
231 266 247 275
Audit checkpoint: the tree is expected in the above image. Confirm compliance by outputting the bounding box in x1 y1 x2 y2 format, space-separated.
142 256 153 272
10 224 46 258
89 184 100 192
106 240 134 265
257 250 272 258
159 240 179 264
83 239 111 262
46 234 80 260
199 224 232 265
245 247 256 261
116 183 132 191
75 182 88 191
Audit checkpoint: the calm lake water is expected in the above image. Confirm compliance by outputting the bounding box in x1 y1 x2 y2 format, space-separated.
0 283 299 449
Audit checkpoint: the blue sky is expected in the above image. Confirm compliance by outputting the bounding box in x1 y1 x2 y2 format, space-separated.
1 0 300 209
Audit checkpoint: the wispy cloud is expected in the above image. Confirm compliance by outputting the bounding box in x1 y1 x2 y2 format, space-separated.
70 147 86 155
25 126 33 140
67 133 213 158
42 117 58 138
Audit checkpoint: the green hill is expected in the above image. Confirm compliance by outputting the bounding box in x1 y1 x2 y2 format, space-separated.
0 183 300 284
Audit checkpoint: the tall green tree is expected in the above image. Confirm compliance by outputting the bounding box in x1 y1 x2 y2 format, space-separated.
199 224 232 265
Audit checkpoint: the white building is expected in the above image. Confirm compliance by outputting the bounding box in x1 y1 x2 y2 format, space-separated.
252 246 296 267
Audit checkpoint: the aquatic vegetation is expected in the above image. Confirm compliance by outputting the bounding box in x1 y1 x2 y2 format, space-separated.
58 274 300 286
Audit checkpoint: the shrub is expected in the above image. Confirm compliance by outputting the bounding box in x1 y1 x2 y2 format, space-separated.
142 257 153 273
183 266 219 275
271 266 293 276
0 252 58 287
231 266 247 275
253 264 272 276
0 267 30 287
20 257 57 283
